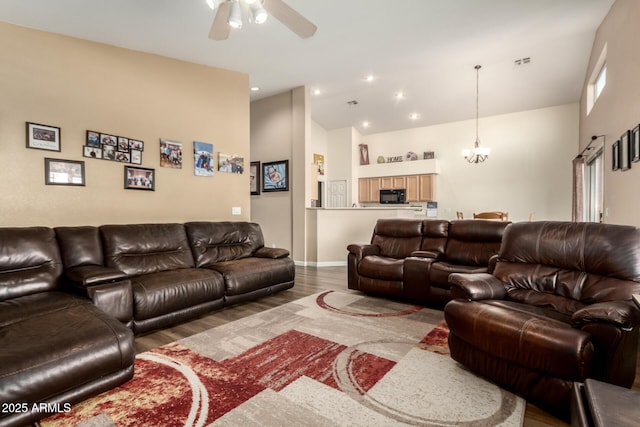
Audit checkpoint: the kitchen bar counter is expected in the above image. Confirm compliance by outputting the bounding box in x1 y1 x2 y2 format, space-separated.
304 207 422 266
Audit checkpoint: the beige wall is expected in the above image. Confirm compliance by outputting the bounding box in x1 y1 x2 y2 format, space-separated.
0 22 249 227
580 0 640 226
359 104 578 222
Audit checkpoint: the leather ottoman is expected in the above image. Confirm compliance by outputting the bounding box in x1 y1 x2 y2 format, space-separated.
571 379 640 426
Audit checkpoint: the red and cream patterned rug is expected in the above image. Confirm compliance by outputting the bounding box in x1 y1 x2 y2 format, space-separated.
41 291 524 426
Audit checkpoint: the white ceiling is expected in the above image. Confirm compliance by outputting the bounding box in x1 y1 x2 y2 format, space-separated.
0 0 614 135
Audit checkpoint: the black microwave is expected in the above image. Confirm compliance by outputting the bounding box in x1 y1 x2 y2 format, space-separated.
380 189 406 204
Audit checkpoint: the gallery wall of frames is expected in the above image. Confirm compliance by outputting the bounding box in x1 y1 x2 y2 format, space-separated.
26 121 249 192
611 124 640 171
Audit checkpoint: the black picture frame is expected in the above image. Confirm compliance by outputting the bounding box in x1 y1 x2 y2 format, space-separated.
27 122 61 151
632 125 640 163
45 158 85 186
262 160 289 192
612 140 621 171
250 161 260 195
621 130 631 171
124 166 155 191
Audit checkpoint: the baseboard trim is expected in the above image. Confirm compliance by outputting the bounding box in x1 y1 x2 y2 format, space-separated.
294 261 347 267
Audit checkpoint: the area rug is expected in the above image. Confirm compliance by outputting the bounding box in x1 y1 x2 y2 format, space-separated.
41 290 525 426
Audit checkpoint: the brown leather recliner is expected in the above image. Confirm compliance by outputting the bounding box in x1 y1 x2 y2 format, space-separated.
347 218 449 298
444 221 640 421
403 219 509 305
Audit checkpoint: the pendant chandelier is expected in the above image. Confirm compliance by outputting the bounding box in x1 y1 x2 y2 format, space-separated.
462 65 491 164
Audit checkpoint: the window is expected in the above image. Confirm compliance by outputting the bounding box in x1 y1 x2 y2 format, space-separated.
586 45 607 115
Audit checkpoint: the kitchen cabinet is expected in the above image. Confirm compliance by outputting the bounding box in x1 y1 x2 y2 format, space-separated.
358 178 381 203
359 174 435 203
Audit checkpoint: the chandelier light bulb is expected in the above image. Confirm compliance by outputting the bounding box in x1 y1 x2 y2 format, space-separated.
228 1 243 29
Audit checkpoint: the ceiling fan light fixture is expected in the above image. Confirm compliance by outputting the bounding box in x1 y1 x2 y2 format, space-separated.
206 0 218 10
250 2 268 24
228 1 243 29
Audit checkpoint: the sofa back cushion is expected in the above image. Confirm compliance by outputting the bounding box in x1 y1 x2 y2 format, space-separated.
185 221 264 267
371 219 424 259
100 223 194 276
55 226 103 268
0 227 63 301
419 219 449 256
494 221 640 307
444 220 510 266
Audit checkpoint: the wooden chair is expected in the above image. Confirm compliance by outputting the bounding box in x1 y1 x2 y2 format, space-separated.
456 211 464 219
473 211 509 221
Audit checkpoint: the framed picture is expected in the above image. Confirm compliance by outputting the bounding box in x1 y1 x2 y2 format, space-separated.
250 161 260 195
632 125 640 163
27 122 61 151
359 144 370 165
194 141 214 177
83 146 103 159
100 133 118 146
262 160 289 192
424 151 435 159
160 139 182 169
45 158 85 186
124 166 155 191
621 130 631 171
117 137 130 152
218 152 245 174
612 140 621 171
129 139 144 151
130 149 142 165
86 130 101 148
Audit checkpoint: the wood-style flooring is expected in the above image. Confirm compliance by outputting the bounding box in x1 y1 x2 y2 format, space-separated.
135 265 640 427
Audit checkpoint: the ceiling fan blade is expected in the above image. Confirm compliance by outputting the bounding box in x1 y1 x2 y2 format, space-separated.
209 1 231 40
262 0 317 39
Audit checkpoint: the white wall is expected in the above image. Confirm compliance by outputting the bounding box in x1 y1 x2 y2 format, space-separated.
579 0 640 226
360 104 578 222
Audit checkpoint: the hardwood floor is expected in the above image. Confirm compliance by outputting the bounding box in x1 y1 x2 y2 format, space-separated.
134 265 639 427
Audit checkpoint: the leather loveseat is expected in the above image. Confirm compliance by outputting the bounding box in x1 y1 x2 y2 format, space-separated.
444 221 640 420
1 220 293 426
347 218 509 306
0 227 135 427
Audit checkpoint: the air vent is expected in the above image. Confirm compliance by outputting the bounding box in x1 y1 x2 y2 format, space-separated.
347 100 359 106
514 57 531 66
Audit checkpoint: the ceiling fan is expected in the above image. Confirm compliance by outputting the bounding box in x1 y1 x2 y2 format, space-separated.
208 0 317 41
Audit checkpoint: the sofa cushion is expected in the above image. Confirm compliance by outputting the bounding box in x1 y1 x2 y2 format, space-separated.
185 221 264 266
429 261 487 289
55 226 103 268
0 292 134 407
0 227 62 301
444 220 509 266
419 219 449 255
130 268 224 320
101 223 195 276
207 257 294 296
358 256 404 281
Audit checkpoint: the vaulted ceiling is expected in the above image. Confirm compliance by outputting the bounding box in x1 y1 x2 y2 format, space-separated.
0 0 614 134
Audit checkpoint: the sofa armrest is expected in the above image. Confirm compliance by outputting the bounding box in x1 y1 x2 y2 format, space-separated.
572 301 640 330
448 273 506 301
65 265 127 287
347 244 380 261
254 246 290 259
410 250 442 259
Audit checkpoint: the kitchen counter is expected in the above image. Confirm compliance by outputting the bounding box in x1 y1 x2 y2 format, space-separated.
304 207 424 266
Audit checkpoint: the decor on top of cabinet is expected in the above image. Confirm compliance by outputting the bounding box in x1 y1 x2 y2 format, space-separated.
194 141 214 177
405 151 418 161
424 151 435 159
26 122 61 152
160 139 182 169
359 144 369 165
377 155 385 163
250 161 260 195
262 160 289 192
84 130 144 165
218 153 244 174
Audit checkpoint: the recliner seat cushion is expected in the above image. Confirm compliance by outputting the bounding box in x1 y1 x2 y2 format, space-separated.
208 257 294 296
358 256 404 281
131 268 224 320
445 299 594 380
185 221 264 266
0 292 134 406
429 262 486 289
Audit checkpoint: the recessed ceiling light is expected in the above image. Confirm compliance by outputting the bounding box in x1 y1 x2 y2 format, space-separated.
395 91 405 99
250 86 260 92
364 75 375 83
312 89 321 96
362 121 370 128
409 113 420 120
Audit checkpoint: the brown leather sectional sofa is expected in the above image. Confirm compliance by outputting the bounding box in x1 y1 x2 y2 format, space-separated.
347 218 510 306
0 221 294 427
